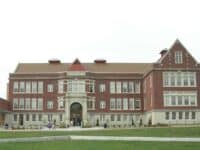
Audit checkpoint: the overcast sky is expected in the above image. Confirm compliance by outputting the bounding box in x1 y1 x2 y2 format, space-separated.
0 0 200 98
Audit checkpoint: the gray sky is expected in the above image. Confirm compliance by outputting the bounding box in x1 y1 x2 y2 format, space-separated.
0 0 200 98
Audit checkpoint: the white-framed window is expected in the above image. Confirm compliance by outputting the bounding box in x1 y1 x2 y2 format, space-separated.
58 80 64 93
185 112 189 119
19 98 24 109
110 82 115 93
122 82 128 93
100 100 106 109
25 98 31 110
58 101 65 109
38 114 42 121
32 82 37 93
135 99 141 109
135 81 140 93
172 112 176 120
129 98 134 110
116 98 122 110
31 98 37 110
110 98 115 110
37 98 43 110
165 112 169 120
175 51 183 64
13 114 17 121
111 114 115 121
128 82 134 93
99 84 106 93
38 81 43 93
13 81 19 93
13 98 18 109
88 80 95 93
116 82 121 93
179 112 183 120
87 98 95 110
25 82 31 93
123 98 128 110
67 80 85 93
117 114 121 121
47 84 54 92
192 112 196 119
47 101 53 109
32 114 36 121
19 81 25 92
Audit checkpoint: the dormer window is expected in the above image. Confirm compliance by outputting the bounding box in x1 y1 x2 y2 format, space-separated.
175 51 183 64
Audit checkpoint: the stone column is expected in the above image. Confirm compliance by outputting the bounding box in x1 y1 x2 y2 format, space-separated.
65 97 70 127
82 98 87 126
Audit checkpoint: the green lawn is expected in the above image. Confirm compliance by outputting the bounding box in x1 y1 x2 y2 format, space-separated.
1 127 200 138
0 141 199 150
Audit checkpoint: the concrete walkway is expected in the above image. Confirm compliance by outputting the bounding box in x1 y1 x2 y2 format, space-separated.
1 135 200 143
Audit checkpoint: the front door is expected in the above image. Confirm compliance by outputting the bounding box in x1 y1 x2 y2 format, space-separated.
19 114 24 126
70 103 82 126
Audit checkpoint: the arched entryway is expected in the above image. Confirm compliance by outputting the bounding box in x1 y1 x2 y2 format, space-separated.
70 102 82 126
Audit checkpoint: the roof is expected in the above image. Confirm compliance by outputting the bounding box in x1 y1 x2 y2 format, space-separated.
14 62 153 74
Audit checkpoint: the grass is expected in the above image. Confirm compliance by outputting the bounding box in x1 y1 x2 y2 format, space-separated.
1 126 200 138
0 140 200 150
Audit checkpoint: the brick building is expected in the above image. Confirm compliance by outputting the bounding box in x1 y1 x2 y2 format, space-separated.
3 39 200 128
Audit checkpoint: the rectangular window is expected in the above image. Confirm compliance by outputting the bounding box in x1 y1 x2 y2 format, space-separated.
32 82 37 93
25 98 31 110
171 96 176 105
171 74 175 86
117 114 121 121
19 98 24 109
135 81 140 93
185 112 189 119
68 80 85 93
189 75 195 86
32 114 36 121
110 98 115 110
184 96 189 105
177 96 182 105
123 114 127 121
26 114 29 121
134 99 141 109
190 96 196 106
129 98 134 110
192 112 196 119
19 81 25 92
13 98 18 109
38 98 43 110
100 101 106 109
175 51 183 64
116 82 121 93
128 82 134 93
48 114 53 121
47 84 54 92
47 101 53 109
59 100 65 109
177 74 182 86
111 114 115 121
13 114 17 121
87 100 95 109
179 112 183 120
183 74 188 86
163 73 169 87
88 80 95 93
38 114 42 121
13 81 19 92
172 112 176 120
164 95 170 106
31 98 37 110
25 82 31 93
123 98 128 110
38 81 43 93
116 98 121 110
165 112 169 120
60 114 63 121
122 82 128 93
99 84 106 93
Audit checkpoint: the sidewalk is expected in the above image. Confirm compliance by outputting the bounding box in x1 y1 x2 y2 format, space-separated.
1 135 200 143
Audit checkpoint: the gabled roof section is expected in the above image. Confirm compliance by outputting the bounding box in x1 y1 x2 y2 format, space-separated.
68 58 86 71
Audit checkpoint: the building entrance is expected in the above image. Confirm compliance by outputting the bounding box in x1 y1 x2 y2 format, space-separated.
70 103 82 126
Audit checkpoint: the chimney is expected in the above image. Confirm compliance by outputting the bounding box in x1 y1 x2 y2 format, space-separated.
94 59 107 64
160 49 168 57
48 58 61 64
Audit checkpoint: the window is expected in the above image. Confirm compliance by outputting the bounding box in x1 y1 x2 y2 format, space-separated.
179 112 183 120
128 82 134 93
47 101 53 109
110 98 115 110
184 96 189 105
189 74 195 86
25 82 31 93
38 98 43 110
13 98 18 109
32 98 37 110
164 95 170 106
19 98 24 109
25 98 31 110
87 100 95 110
111 114 115 121
178 96 182 105
192 112 196 119
19 81 25 92
110 82 115 93
58 100 65 109
170 74 175 86
129 98 134 110
116 98 121 110
100 114 105 122
171 96 176 105
32 114 36 121
116 82 121 93
135 99 141 109
122 82 128 93
13 81 18 92
88 80 95 93
190 96 196 106
60 114 63 121
100 101 106 109
183 74 188 86
47 84 54 92
38 81 43 93
135 81 140 93
13 114 17 121
117 114 121 121
26 114 29 121
99 84 106 92
172 112 176 120
165 112 169 120
38 114 42 121
175 51 183 64
48 114 53 121
123 98 128 110
185 112 189 119
58 80 64 93
177 74 182 86
123 114 127 121
163 73 169 86
68 80 85 93
32 82 37 93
